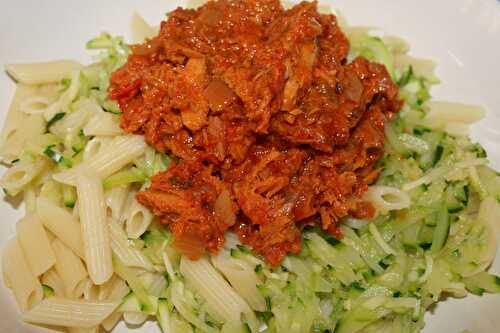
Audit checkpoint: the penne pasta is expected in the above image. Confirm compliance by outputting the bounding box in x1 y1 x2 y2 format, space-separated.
19 95 51 115
100 278 131 331
123 312 149 326
97 275 118 302
36 196 85 260
363 185 411 214
98 275 127 302
16 214 57 276
50 97 97 140
41 268 66 297
101 311 123 332
72 200 80 220
394 54 438 82
104 184 130 222
131 11 158 43
23 186 37 214
0 84 36 149
186 0 208 9
53 135 146 186
125 198 154 239
146 273 168 297
18 83 62 115
2 238 44 311
81 277 99 301
180 256 256 326
421 101 486 129
0 158 49 196
22 297 120 328
211 251 266 311
76 173 113 285
102 277 130 301
83 111 123 137
52 239 88 298
109 220 155 271
0 112 46 162
43 69 82 121
5 60 82 85
83 137 112 162
39 179 63 206
120 188 138 225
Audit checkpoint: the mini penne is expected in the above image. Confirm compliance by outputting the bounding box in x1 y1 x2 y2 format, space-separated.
76 173 113 285
41 268 66 298
16 214 56 277
52 239 88 298
53 135 146 186
2 238 43 311
5 60 81 85
125 198 153 239
36 196 85 260
22 297 119 328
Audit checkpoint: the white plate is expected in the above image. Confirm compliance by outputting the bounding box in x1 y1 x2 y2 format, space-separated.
1 0 500 332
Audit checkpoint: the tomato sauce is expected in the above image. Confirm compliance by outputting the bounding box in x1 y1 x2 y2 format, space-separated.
110 0 401 265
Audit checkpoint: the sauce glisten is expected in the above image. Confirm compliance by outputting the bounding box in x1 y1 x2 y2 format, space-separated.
109 0 401 265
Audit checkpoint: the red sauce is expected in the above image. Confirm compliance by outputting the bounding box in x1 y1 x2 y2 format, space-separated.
110 0 402 265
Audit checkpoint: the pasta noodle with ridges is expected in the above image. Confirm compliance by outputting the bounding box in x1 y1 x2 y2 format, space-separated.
16 214 57 276
211 250 266 312
83 111 123 137
100 277 130 331
22 297 120 328
83 136 112 162
76 173 113 285
120 188 138 225
363 185 411 214
41 268 66 298
0 84 36 148
53 135 146 185
108 219 155 271
49 98 96 140
97 275 127 301
0 158 49 196
0 113 46 162
104 184 130 222
36 196 85 260
5 60 82 85
125 197 154 239
23 185 37 214
18 83 61 116
51 239 88 298
131 11 158 43
43 69 82 121
19 96 50 115
2 238 44 312
180 256 257 327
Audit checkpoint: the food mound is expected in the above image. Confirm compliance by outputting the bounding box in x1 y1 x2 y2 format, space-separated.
109 0 401 265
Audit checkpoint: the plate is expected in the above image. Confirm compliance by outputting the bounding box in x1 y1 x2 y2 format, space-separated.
1 0 500 332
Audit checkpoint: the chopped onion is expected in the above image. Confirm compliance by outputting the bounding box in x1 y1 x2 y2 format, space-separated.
203 79 236 112
172 234 205 260
344 71 363 102
214 188 236 226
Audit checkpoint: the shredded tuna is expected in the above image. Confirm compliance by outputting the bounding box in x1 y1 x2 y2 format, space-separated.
110 0 402 265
